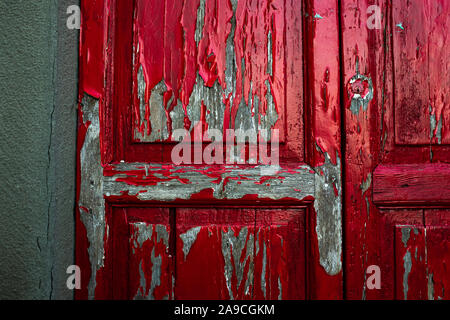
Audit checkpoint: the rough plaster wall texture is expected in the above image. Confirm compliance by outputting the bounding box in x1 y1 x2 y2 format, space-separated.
0 0 78 299
49 0 79 300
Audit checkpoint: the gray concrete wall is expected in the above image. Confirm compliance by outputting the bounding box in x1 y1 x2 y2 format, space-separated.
0 0 79 299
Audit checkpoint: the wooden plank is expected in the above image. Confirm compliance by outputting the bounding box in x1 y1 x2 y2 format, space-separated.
377 210 423 299
373 164 450 205
428 1 450 145
341 0 389 300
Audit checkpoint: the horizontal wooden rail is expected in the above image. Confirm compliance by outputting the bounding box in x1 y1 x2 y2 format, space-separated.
373 164 450 206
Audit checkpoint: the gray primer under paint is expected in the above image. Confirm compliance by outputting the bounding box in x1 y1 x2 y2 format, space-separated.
401 227 411 248
180 227 202 261
130 223 169 300
403 250 412 300
429 106 443 144
104 163 315 201
313 152 343 276
79 95 106 300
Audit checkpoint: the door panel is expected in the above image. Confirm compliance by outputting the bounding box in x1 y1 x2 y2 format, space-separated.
77 0 343 300
119 0 303 163
175 208 256 300
175 208 305 300
128 218 173 300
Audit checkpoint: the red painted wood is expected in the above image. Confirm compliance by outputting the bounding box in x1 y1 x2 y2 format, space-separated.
111 207 173 300
373 164 450 205
425 209 450 227
175 208 255 300
342 0 389 299
342 0 450 301
175 208 306 300
425 210 450 297
395 225 450 300
377 210 423 300
305 0 343 300
78 0 345 300
424 226 450 300
393 0 449 145
75 0 108 299
117 0 305 164
306 0 342 167
253 209 306 300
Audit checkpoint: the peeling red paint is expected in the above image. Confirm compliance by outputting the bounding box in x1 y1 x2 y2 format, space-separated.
133 0 285 140
176 208 305 300
75 0 363 301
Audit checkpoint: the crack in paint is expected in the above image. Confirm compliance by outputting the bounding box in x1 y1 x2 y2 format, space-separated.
261 241 267 299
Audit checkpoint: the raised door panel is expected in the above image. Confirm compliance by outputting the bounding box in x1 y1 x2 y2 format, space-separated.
114 0 304 164
175 207 306 300
110 207 173 300
175 208 256 300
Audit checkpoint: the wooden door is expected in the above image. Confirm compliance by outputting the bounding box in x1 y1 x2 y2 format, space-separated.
76 0 343 300
342 0 450 299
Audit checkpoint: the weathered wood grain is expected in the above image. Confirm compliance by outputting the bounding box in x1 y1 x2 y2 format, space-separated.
373 164 450 205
